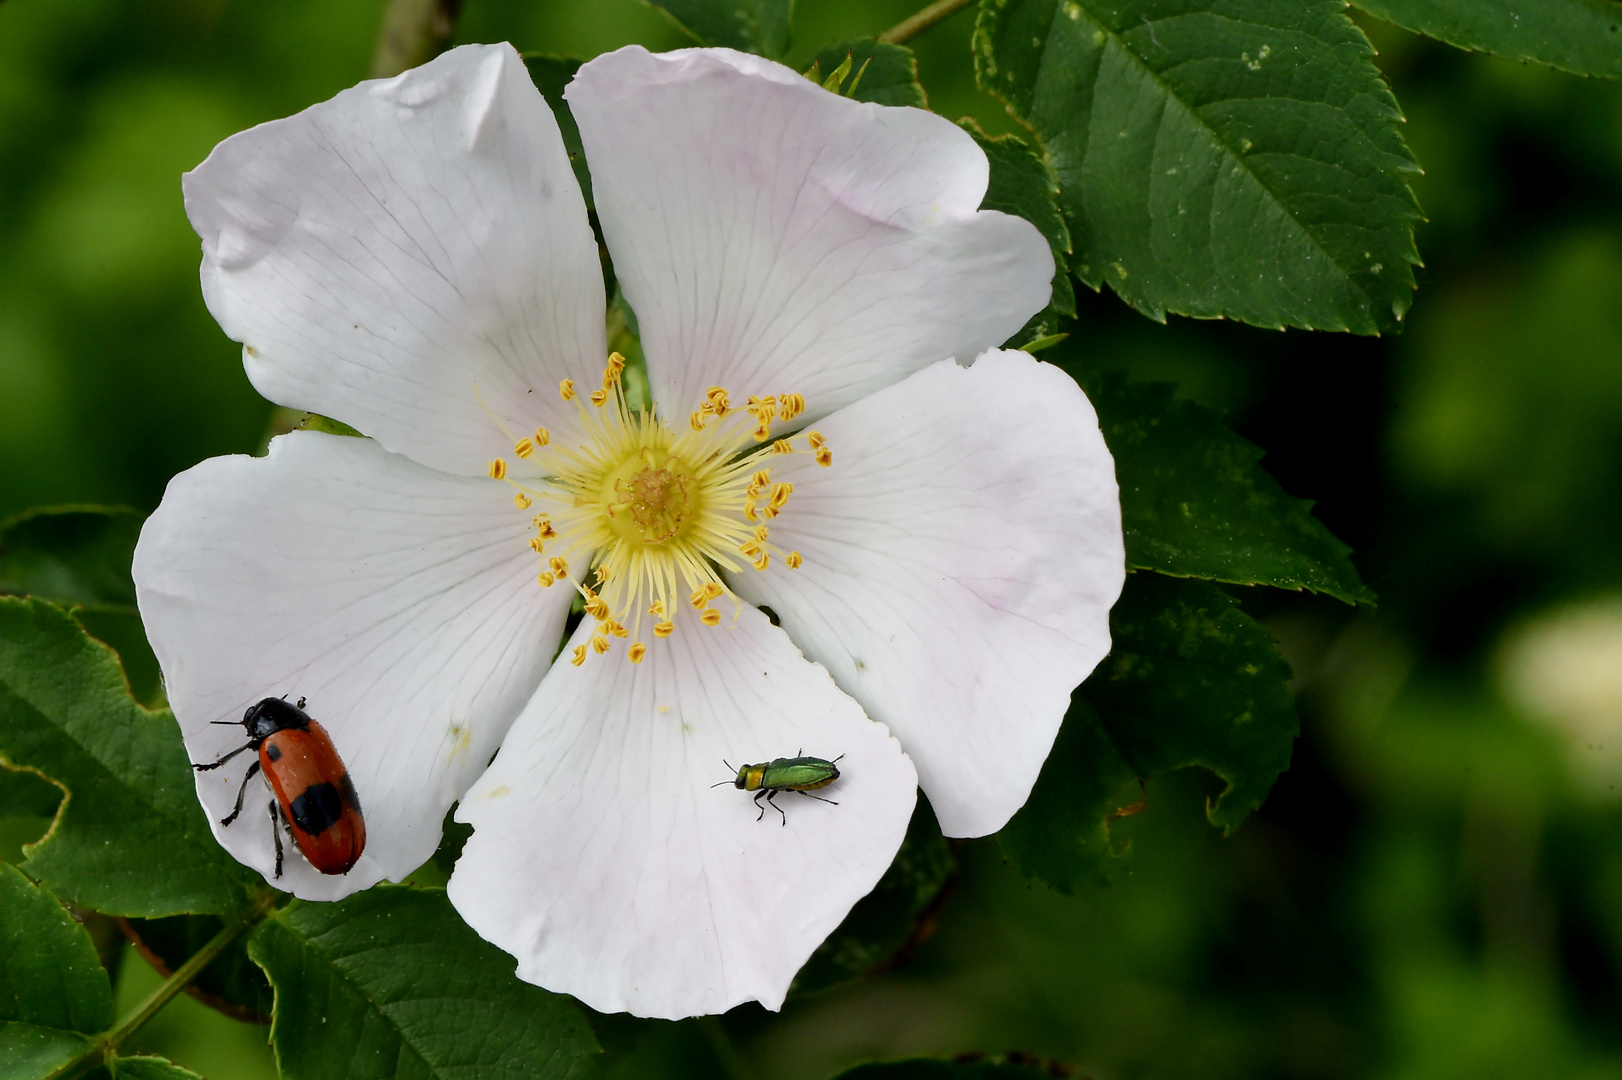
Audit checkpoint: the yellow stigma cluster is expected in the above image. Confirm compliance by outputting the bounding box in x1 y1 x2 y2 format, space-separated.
488 353 830 664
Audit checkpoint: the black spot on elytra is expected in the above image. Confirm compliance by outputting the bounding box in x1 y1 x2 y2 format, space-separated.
289 782 343 835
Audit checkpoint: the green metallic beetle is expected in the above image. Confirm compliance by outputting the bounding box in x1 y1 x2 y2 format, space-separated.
715 752 843 825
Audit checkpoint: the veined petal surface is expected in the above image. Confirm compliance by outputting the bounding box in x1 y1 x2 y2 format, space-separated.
449 604 917 1019
132 432 573 900
566 46 1053 422
184 42 605 478
730 351 1124 838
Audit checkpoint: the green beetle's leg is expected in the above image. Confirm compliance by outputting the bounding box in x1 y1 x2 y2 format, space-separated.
766 789 787 826
794 790 839 806
754 789 769 821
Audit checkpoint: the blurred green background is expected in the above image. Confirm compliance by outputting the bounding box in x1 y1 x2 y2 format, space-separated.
4 0 1622 1077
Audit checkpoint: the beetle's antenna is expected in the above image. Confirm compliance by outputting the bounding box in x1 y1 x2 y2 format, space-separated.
209 720 242 726
709 780 733 788
721 759 734 772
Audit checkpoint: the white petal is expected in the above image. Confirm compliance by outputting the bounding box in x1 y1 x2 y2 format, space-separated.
729 350 1124 838
185 43 605 477
565 46 1052 421
448 604 917 1019
132 433 572 900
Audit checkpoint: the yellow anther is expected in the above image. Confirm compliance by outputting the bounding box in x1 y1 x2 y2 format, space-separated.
549 556 568 578
560 379 576 401
514 492 532 509
628 642 647 664
743 502 759 521
591 634 611 655
648 599 665 615
703 582 724 601
585 598 610 622
570 645 587 666
589 388 609 407
653 620 674 638
609 621 629 639
538 522 558 540
753 525 769 543
689 586 710 609
488 458 507 480
785 551 803 569
807 431 826 449
769 482 793 508
739 541 762 559
690 411 708 432
778 393 805 421
753 422 771 441
752 552 769 571
514 438 535 459
534 427 550 447
815 447 833 467
771 439 794 454
529 537 545 553
751 469 771 488
700 607 722 627
706 387 730 416
595 563 613 583
537 571 556 587
604 352 625 387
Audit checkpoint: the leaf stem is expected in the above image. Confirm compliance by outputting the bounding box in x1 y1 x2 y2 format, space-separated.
877 0 978 45
45 901 272 1080
369 0 464 79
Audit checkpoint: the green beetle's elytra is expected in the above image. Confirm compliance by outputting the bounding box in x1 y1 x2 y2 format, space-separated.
712 751 844 825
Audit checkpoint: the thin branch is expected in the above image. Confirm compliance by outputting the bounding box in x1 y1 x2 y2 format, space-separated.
877 0 978 45
370 0 465 79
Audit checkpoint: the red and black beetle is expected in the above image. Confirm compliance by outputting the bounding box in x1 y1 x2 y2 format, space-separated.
194 696 366 877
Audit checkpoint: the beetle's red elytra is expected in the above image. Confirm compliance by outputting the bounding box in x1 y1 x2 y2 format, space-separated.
193 696 366 877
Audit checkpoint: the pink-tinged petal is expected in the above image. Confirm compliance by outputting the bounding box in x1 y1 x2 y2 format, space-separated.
185 43 604 477
448 604 917 1019
729 350 1124 837
566 46 1052 421
132 432 572 899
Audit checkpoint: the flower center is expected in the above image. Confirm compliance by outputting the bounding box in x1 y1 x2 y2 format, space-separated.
485 354 832 665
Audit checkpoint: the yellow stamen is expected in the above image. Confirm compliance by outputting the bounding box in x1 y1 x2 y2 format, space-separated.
653 621 674 638
488 458 507 480
534 427 551 447
785 551 802 569
609 621 629 639
815 447 833 467
590 388 609 407
591 634 611 655
700 608 722 627
778 393 805 421
549 556 568 578
514 438 535 459
807 431 826 449
529 537 545 553
570 645 587 666
628 642 647 664
648 599 664 615
538 571 556 587
560 379 576 401
772 439 793 455
514 492 532 509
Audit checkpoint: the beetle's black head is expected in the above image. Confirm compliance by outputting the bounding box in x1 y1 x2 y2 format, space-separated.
733 776 746 789
241 696 311 739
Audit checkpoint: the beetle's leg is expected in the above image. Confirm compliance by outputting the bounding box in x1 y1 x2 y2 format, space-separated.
268 801 284 879
220 759 262 826
754 789 768 821
296 696 306 709
767 789 787 827
194 741 254 772
795 790 839 806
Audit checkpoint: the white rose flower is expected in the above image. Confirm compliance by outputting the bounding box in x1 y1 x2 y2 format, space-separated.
133 41 1124 1019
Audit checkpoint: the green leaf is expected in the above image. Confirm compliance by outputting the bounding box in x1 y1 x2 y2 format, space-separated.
0 863 115 1033
0 506 143 613
974 0 1422 333
522 55 592 210
0 597 258 917
793 797 956 995
1079 369 1374 605
835 1057 1066 1079
962 121 1077 348
641 0 792 57
248 886 600 1080
108 1056 205 1080
0 863 113 1077
0 766 62 820
806 39 927 107
122 915 273 1022
1000 573 1298 891
1351 0 1622 79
